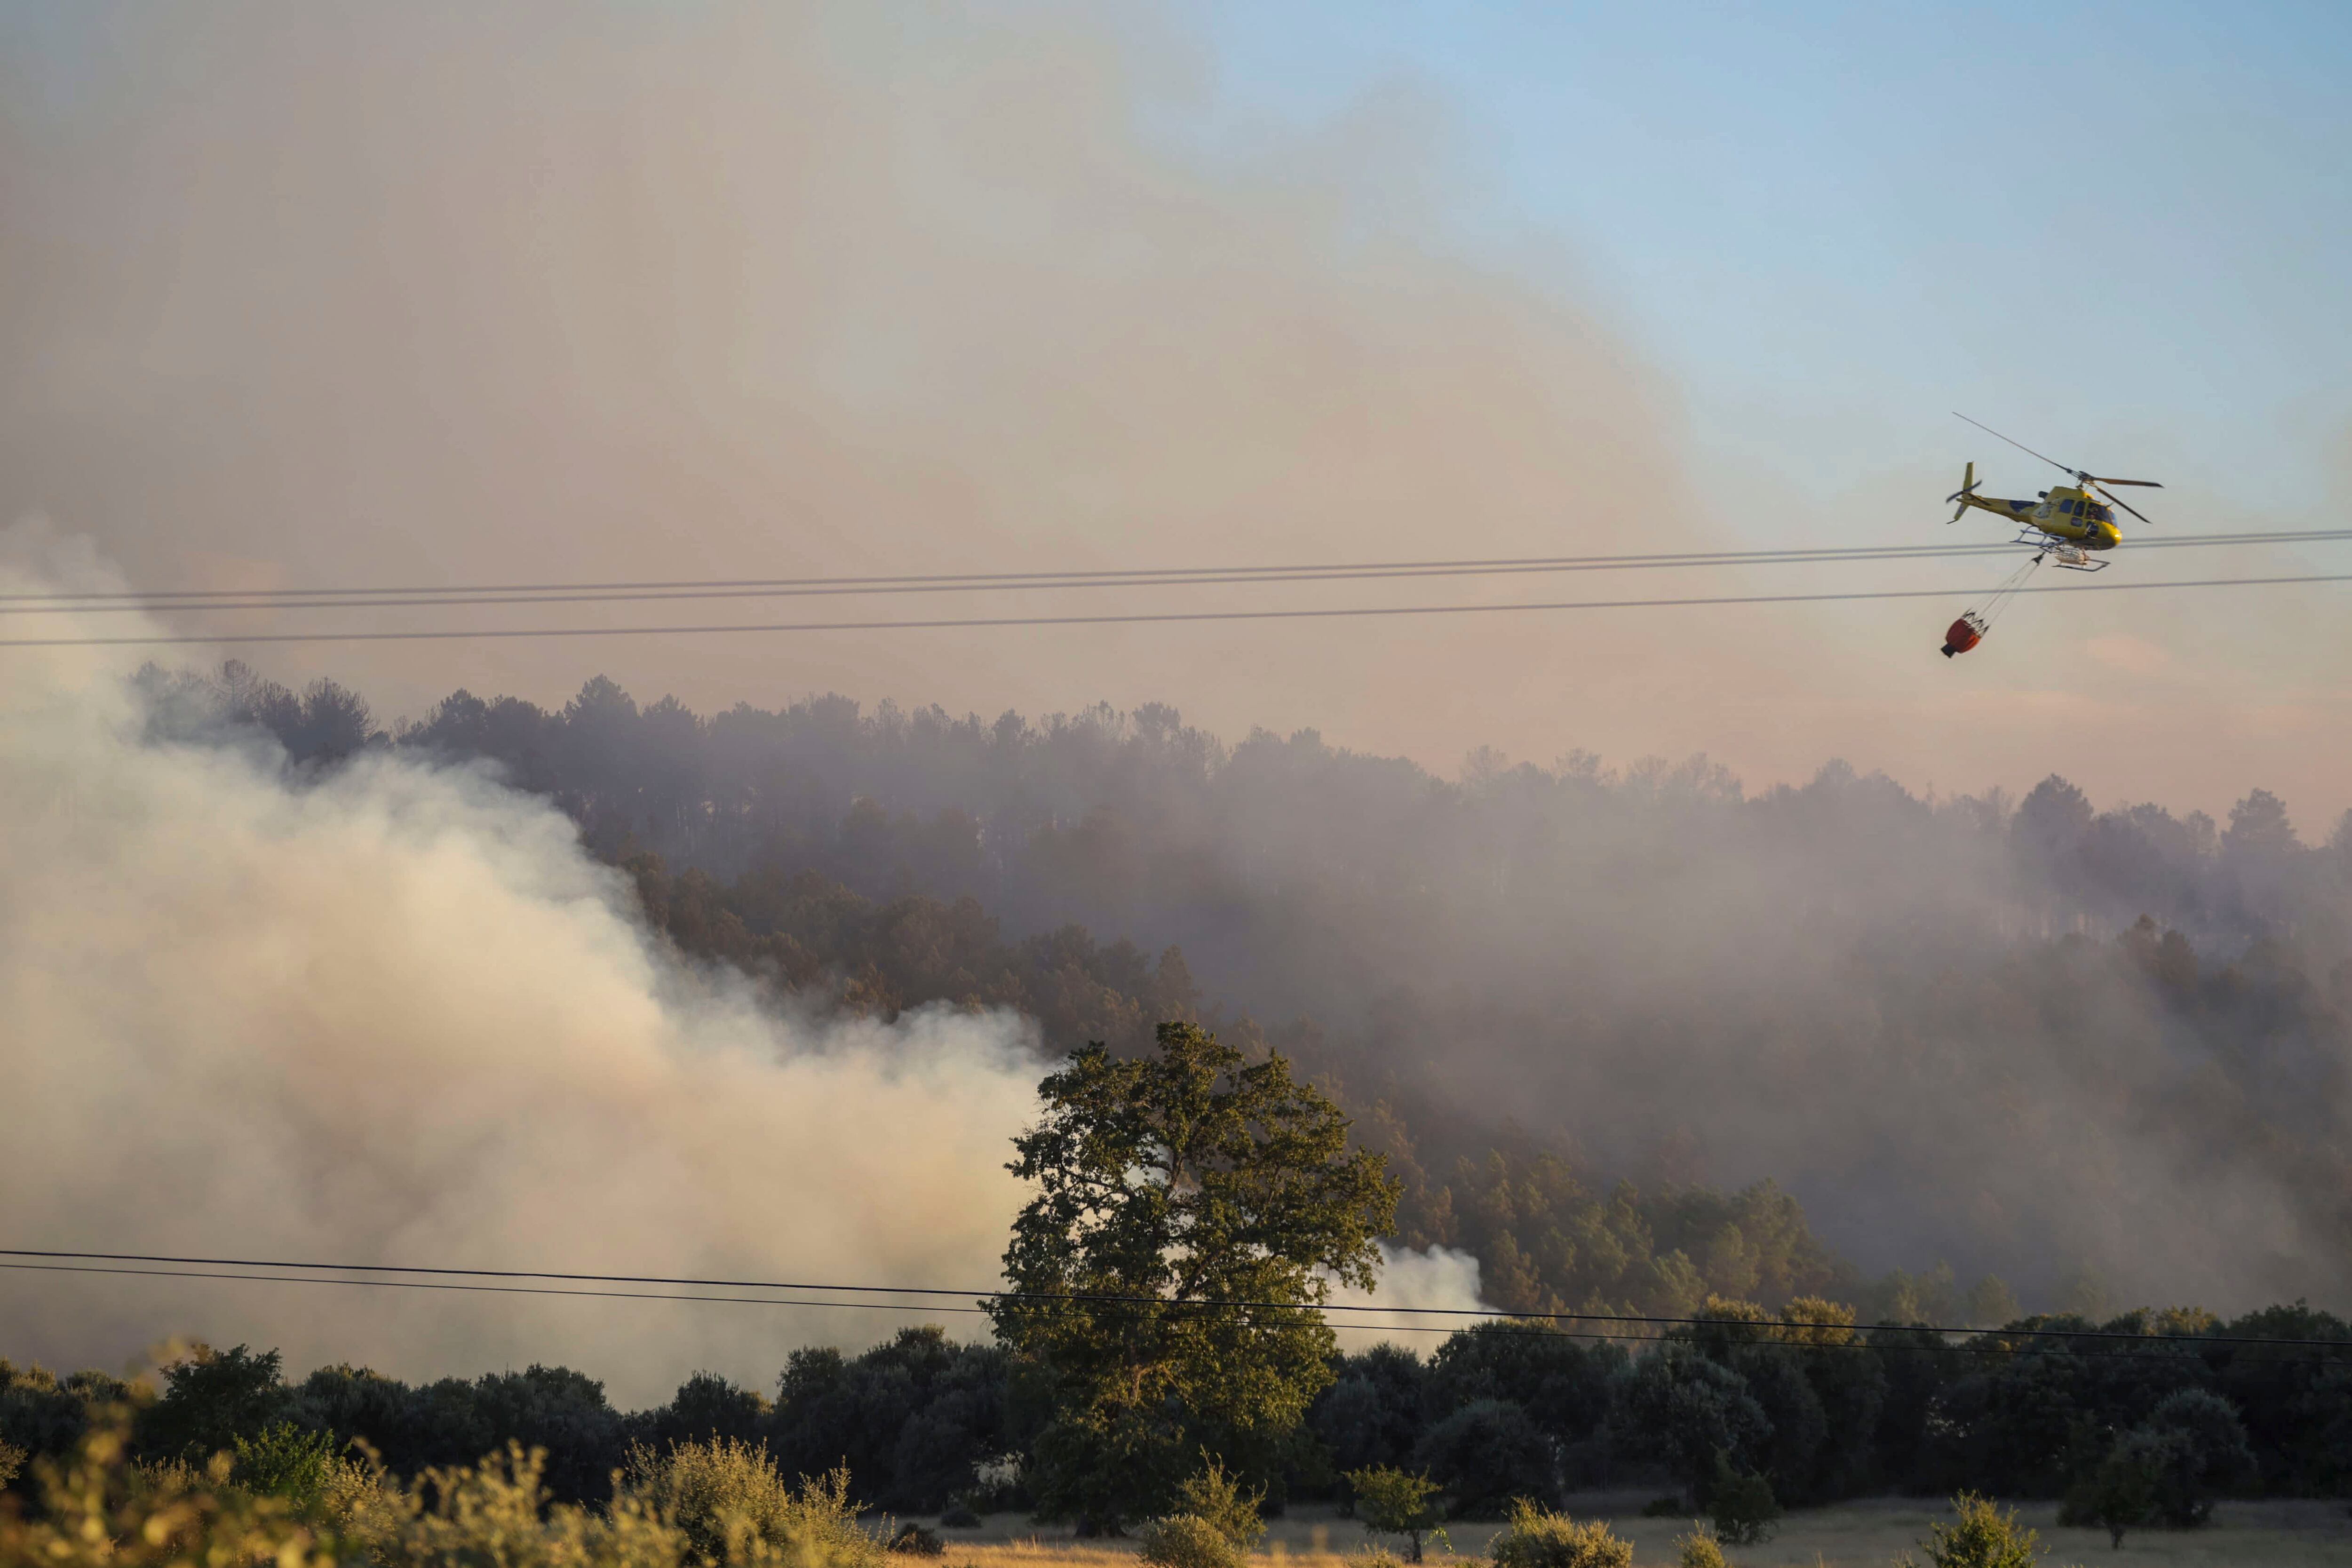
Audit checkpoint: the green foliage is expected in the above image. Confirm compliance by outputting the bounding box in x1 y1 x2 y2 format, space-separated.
1423 1323 1620 1451
1609 1345 1769 1496
0 1419 343 1568
1485 1498 1633 1568
231 1419 346 1512
619 1441 883 1568
1674 1526 1729 1568
887 1525 944 1557
1703 1453 1778 1547
1638 1496 1683 1517
2060 1433 2159 1548
142 1343 289 1461
363 1442 686 1568
1904 1493 2046 1568
1315 1347 1428 1479
987 1023 1398 1530
769 1328 1009 1512
1410 1398 1554 1517
1136 1515 1246 1568
1344 1465 1447 1563
0 1440 23 1491
1171 1456 1265 1550
2138 1387 2255 1526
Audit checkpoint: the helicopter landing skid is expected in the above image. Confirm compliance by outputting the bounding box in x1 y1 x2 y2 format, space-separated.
2014 531 2110 572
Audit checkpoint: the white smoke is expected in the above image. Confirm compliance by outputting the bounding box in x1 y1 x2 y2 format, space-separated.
0 525 1046 1408
0 525 1471 1405
1330 1243 1491 1353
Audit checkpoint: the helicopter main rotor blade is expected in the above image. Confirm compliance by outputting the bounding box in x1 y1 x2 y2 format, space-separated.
2090 483 2158 526
2082 476 2163 487
1953 412 2077 479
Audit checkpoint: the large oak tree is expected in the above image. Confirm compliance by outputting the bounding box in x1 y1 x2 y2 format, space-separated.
987 1022 1399 1531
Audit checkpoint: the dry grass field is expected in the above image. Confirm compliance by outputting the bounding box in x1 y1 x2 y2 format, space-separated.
914 1496 2352 1568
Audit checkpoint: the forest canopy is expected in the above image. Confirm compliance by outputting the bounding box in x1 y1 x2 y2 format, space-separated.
138 663 2352 1318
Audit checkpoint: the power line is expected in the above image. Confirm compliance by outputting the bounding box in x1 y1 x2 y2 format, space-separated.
4 570 2347 648
7 1250 2344 1352
3 528 2345 613
0 1263 2253 1360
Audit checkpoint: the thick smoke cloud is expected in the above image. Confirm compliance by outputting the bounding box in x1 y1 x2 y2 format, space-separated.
397 675 2348 1319
0 529 1053 1407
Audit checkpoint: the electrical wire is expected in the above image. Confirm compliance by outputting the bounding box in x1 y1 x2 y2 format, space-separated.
4 571 2348 648
6 1250 2346 1353
2 528 2346 613
0 1263 2260 1360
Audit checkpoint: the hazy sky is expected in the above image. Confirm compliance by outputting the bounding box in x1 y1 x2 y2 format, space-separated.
2 0 2346 822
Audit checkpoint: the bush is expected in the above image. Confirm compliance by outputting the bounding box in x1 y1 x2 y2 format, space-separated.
0 1440 23 1491
361 1442 684 1568
1904 1493 2045 1568
1171 1457 1265 1551
620 1440 883 1568
1344 1465 1447 1563
0 1422 341 1568
1704 1454 1779 1546
2139 1389 2255 1527
231 1421 349 1513
1638 1496 1684 1518
937 1502 981 1529
1410 1399 1555 1517
1675 1527 1729 1568
2060 1433 2160 1548
1138 1514 1246 1568
1486 1499 1633 1568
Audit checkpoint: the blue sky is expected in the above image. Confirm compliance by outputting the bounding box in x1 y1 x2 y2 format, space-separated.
1190 1 2352 520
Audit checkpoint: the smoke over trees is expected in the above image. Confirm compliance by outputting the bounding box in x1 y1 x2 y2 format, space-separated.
171 661 2352 1317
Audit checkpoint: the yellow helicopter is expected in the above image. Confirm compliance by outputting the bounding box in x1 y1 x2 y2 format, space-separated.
1936 414 2165 657
1944 412 2162 573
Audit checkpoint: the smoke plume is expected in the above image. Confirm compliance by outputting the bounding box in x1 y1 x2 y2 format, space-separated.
0 529 1050 1407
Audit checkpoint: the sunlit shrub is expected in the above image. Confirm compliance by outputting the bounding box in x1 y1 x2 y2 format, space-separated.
619 1439 886 1568
1137 1513 1245 1568
1486 1498 1633 1568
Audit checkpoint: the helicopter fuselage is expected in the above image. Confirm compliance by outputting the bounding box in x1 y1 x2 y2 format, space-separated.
1955 485 2122 549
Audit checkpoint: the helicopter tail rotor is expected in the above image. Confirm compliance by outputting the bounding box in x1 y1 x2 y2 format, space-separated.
1946 460 1979 523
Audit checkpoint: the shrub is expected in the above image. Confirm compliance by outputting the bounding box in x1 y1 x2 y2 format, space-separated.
2139 1389 2255 1527
1347 1550 1407 1568
1704 1454 1779 1546
2060 1433 2160 1549
1675 1526 1729 1568
360 1442 685 1568
937 1502 981 1529
1344 1465 1447 1563
1903 1493 2045 1568
1486 1498 1634 1568
620 1440 883 1568
231 1420 350 1512
0 1440 23 1491
1138 1514 1246 1568
1638 1496 1684 1518
0 1421 339 1568
1172 1456 1265 1551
